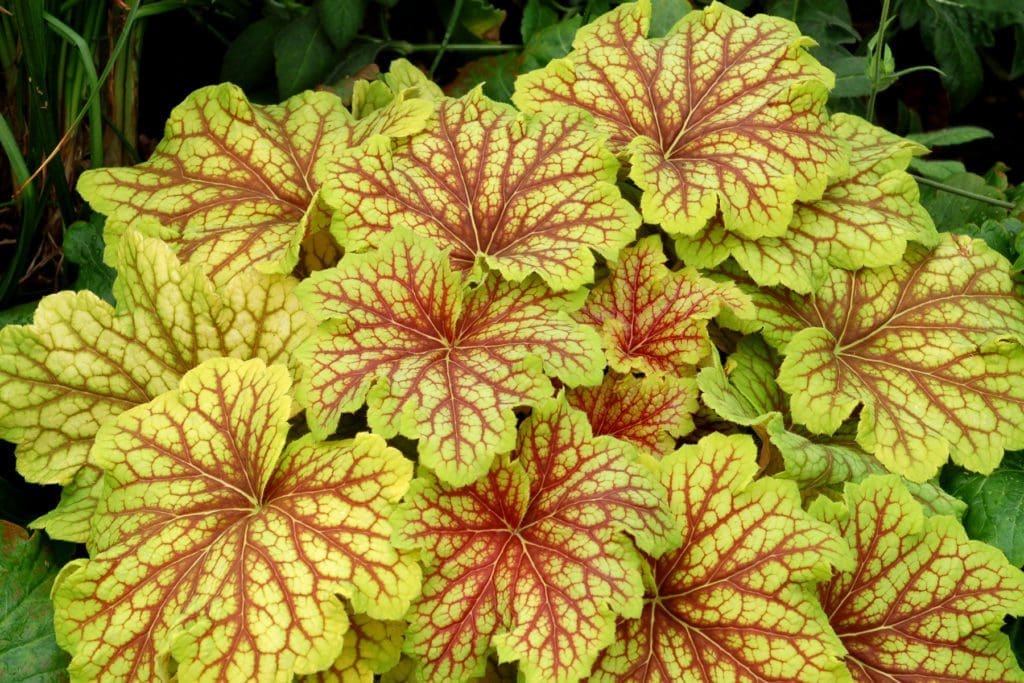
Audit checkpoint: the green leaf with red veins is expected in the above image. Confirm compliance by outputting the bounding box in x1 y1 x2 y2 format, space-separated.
77 67 432 284
320 90 639 292
392 398 678 683
577 235 752 376
814 476 1024 681
749 233 1024 482
566 372 698 455
677 114 938 293
0 232 313 542
514 0 846 238
592 432 853 682
297 228 604 486
52 358 419 683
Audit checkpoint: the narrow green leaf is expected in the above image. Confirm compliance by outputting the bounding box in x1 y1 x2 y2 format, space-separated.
907 126 994 147
274 11 336 98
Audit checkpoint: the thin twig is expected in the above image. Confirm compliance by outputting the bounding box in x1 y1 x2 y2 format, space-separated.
911 174 1017 210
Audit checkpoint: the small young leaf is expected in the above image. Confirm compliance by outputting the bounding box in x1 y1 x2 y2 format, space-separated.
299 612 405 682
393 398 678 683
63 215 116 304
943 452 1024 566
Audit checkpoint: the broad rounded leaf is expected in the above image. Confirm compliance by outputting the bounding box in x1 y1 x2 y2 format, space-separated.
578 235 752 376
592 432 852 682
942 452 1024 566
677 114 938 293
300 613 405 683
814 476 1024 681
298 228 604 486
0 232 312 493
566 372 698 455
393 398 678 683
78 73 432 283
754 234 1024 482
321 90 639 291
52 358 419 683
0 522 73 682
514 0 845 237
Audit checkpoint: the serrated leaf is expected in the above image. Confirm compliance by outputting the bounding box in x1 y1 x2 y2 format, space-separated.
0 233 312 540
0 522 73 682
393 397 678 683
578 235 752 376
297 228 604 486
514 0 845 237
300 612 405 682
748 233 1024 482
566 372 698 455
321 91 639 292
78 74 432 284
942 452 1024 566
678 114 937 293
592 432 852 682
52 358 419 683
814 476 1024 681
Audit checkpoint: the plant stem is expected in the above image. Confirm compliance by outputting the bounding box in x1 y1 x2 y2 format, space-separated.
393 41 521 54
911 174 1017 210
866 0 892 123
430 0 463 77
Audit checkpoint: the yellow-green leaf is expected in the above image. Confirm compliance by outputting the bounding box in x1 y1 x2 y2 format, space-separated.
321 90 639 291
300 613 405 683
514 0 845 237
52 358 419 683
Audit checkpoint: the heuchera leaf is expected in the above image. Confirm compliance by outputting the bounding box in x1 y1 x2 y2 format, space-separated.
677 113 938 293
514 0 846 237
297 228 604 486
752 233 1024 482
592 432 852 681
0 522 73 682
392 397 678 683
578 235 752 376
566 372 698 455
299 612 405 683
52 358 419 682
77 70 432 283
0 232 312 510
814 476 1024 681
321 90 639 291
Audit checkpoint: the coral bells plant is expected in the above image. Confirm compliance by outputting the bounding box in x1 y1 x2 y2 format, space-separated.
2 1 1024 681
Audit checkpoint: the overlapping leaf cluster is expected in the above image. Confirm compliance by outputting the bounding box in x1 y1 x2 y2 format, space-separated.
2 2 1023 682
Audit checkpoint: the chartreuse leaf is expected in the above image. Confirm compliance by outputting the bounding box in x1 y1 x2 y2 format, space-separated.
0 521 73 682
77 67 433 284
0 232 312 541
300 612 405 683
52 358 419 683
392 398 678 683
698 336 966 517
751 234 1024 483
814 476 1024 681
321 90 639 291
678 114 937 293
592 432 852 681
298 228 603 486
514 0 846 238
578 235 752 376
566 372 698 455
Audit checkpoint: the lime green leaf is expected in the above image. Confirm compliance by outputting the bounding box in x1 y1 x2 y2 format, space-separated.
748 234 1024 482
78 73 432 284
53 358 419 682
321 91 639 291
567 372 697 455
393 398 678 683
514 0 846 237
943 452 1024 566
578 235 752 376
29 467 104 544
0 233 312 540
300 612 405 682
592 432 852 681
298 228 603 486
678 114 937 293
0 521 73 682
697 334 786 427
814 476 1024 681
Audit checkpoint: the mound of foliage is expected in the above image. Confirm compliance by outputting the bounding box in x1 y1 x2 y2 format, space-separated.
2 1 1024 681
